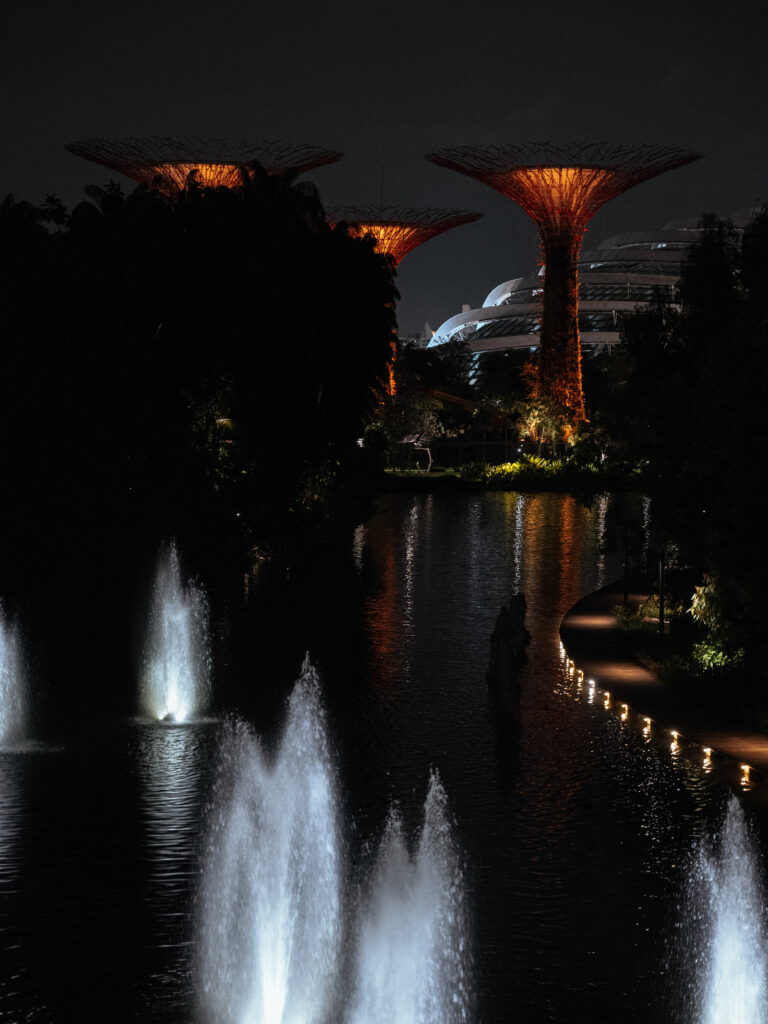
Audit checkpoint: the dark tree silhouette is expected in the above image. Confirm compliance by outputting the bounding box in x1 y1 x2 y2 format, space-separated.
605 209 768 665
0 172 396 691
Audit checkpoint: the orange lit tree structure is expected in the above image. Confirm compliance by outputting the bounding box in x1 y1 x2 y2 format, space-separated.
65 136 343 193
426 143 701 424
327 206 481 393
327 206 481 265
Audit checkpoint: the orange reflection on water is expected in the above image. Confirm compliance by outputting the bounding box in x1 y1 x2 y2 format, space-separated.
362 518 403 700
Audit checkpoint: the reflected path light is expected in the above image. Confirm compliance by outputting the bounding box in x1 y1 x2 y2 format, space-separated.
0 605 25 745
195 657 342 1024
141 541 210 723
683 796 768 1024
347 771 471 1024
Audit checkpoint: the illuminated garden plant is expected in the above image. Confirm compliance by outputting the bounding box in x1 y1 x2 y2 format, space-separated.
65 136 344 193
426 143 701 428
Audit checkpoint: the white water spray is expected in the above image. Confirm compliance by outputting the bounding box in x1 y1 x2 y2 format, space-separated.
0 606 25 745
348 772 471 1024
196 657 343 1024
141 542 210 723
686 795 768 1024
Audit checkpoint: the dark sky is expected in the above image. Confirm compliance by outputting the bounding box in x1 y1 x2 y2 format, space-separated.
1 0 766 334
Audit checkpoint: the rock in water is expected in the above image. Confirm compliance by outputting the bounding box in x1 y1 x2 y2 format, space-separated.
487 592 529 716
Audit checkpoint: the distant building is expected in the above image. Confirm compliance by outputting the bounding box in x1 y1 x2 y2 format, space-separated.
428 209 762 358
425 143 701 423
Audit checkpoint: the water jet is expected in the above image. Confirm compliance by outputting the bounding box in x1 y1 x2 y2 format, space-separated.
0 606 25 746
195 657 342 1024
682 795 768 1024
141 541 210 723
348 771 471 1024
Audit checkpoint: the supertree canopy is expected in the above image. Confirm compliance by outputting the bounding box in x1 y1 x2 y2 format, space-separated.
326 206 481 265
425 142 702 424
65 136 343 193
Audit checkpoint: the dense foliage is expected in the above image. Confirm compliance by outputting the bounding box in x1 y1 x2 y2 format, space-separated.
0 173 396 651
598 209 768 693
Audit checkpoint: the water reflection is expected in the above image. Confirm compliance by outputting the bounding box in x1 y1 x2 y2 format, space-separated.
352 523 366 573
512 493 524 592
558 640 757 813
596 493 609 588
403 502 419 635
0 754 35 1013
1 491 756 1024
363 514 410 701
0 754 23 915
138 725 207 906
136 721 211 1009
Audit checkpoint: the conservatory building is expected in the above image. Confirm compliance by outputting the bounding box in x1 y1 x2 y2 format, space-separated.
429 211 761 356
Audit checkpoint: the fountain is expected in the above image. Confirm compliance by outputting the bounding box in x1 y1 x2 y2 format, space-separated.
0 605 25 746
195 657 471 1024
347 771 471 1024
682 795 768 1024
141 541 210 723
195 657 343 1024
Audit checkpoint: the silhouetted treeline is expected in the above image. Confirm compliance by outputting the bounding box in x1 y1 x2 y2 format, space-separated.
595 209 768 666
0 170 396 683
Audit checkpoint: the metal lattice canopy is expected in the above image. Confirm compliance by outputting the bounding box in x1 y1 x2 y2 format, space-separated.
426 143 702 426
326 206 482 264
65 136 344 192
425 142 702 235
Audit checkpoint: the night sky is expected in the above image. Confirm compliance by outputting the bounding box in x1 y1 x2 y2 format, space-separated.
1 0 766 335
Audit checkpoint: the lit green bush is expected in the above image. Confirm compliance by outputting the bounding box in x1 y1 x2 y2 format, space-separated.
457 455 603 490
691 640 744 671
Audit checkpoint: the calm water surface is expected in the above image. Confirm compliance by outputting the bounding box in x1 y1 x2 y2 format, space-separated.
0 492 755 1022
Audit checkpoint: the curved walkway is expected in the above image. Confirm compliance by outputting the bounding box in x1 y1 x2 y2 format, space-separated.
560 581 768 788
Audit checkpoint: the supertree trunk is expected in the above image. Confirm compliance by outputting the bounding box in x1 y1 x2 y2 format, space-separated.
425 143 702 436
540 232 585 423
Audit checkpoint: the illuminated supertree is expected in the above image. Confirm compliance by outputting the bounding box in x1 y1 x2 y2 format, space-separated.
326 206 482 394
326 206 481 265
425 143 702 424
65 136 343 193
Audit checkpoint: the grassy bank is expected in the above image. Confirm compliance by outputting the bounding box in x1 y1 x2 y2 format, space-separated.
381 455 632 493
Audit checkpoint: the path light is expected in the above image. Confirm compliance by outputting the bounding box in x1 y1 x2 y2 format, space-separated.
670 731 679 755
577 669 584 683
741 765 751 789
703 748 712 772
643 717 652 738
603 691 611 710
621 704 629 722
